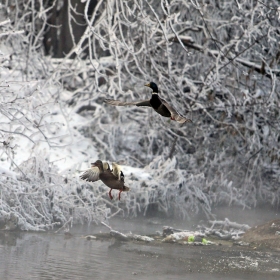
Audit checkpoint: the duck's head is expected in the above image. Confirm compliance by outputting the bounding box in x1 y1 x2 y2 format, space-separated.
145 82 158 93
91 160 104 171
123 186 130 192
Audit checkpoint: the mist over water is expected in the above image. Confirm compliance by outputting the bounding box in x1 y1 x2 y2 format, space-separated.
212 205 279 226
0 207 279 280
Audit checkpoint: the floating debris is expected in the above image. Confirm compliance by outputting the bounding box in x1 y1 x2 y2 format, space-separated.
101 221 154 242
130 234 154 242
81 218 258 247
110 230 129 241
84 235 97 240
162 230 207 244
162 226 185 237
197 218 250 241
209 218 251 231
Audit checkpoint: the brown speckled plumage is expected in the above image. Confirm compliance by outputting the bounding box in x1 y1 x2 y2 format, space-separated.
80 160 129 200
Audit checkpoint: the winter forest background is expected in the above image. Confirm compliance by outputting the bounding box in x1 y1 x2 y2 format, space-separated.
0 0 279 231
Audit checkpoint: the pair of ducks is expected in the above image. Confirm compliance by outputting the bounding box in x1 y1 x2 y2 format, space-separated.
80 82 192 200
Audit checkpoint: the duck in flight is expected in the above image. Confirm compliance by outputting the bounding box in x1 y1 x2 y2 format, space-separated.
80 160 129 200
104 82 192 124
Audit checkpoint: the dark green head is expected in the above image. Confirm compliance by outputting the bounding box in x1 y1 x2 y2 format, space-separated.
145 82 158 93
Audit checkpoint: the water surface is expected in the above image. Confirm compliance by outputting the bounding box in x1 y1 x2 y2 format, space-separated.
0 208 279 280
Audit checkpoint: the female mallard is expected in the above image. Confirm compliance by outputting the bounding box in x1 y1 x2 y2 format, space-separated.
80 160 129 200
104 82 192 124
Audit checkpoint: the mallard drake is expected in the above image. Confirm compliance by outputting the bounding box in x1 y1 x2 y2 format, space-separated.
80 160 129 200
104 82 192 124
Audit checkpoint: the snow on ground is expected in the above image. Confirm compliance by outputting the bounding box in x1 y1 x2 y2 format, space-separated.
0 64 98 173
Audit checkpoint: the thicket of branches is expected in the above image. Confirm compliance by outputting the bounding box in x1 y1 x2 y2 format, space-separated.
70 0 280 208
0 0 279 230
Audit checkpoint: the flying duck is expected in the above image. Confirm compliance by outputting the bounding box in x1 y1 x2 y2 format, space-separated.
104 82 192 124
80 160 129 200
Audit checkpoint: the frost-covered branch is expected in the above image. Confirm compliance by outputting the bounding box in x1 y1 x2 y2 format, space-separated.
1 0 280 230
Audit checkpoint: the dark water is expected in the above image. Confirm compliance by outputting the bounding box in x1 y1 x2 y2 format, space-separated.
0 207 279 280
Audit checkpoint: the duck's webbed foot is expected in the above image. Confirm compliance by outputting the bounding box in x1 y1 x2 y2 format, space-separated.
109 189 113 200
118 190 123 200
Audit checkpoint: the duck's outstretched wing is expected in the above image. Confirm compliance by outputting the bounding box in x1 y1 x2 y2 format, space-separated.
160 98 192 124
112 162 125 181
104 99 151 107
80 166 100 182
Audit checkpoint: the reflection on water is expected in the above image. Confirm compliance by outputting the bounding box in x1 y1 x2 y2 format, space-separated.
0 208 279 280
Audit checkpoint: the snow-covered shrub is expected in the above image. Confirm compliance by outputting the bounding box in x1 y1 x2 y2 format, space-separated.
0 8 112 230
1 0 280 231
